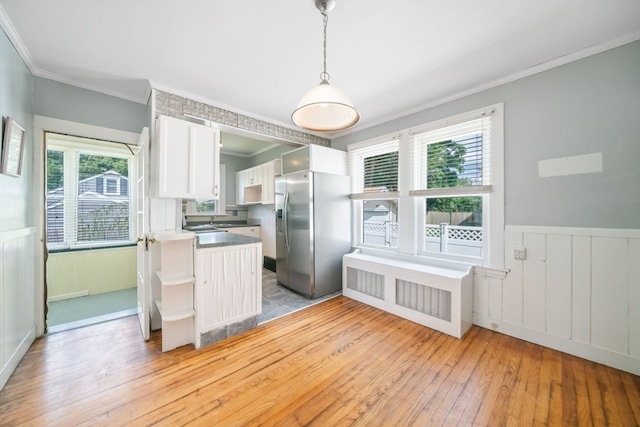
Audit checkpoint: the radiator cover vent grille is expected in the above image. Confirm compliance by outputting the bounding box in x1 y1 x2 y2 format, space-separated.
396 279 452 322
346 267 384 299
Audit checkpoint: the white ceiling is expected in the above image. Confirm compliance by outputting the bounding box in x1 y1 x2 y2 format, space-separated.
1 0 639 147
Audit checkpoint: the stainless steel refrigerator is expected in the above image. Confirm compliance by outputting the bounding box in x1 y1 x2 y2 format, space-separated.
275 170 351 298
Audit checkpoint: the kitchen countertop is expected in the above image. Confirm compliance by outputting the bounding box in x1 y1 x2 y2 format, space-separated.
196 231 261 249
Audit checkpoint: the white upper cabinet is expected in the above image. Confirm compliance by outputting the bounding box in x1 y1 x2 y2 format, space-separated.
236 159 280 205
281 144 347 176
155 115 220 199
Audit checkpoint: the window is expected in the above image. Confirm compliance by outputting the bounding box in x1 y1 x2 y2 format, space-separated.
410 112 493 259
46 135 136 249
348 139 399 248
347 104 504 266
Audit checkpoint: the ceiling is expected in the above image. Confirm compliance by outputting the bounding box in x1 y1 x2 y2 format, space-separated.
1 0 638 150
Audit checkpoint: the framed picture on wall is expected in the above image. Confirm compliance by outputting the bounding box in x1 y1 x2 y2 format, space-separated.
1 117 26 177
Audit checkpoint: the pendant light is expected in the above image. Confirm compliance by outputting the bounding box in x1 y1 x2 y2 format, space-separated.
292 0 360 132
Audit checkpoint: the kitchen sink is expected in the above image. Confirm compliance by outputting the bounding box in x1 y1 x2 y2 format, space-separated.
183 224 227 232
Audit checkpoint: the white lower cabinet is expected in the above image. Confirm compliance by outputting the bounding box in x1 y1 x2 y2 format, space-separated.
220 226 261 239
151 231 196 352
194 243 262 348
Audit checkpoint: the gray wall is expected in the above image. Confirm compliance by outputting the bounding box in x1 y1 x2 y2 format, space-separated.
34 77 149 133
247 143 300 168
332 41 640 229
220 153 250 206
0 28 34 231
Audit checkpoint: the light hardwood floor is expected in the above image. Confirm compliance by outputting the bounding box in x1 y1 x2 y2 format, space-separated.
1 296 639 426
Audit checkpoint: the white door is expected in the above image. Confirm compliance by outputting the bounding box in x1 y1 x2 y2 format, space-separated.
136 127 150 340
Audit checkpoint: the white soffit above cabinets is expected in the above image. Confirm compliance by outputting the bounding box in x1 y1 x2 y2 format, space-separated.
0 0 638 137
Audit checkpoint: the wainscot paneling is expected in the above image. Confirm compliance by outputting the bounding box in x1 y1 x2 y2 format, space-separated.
0 227 36 390
473 225 640 375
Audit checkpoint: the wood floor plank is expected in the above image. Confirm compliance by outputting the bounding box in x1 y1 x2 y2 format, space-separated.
1 296 638 427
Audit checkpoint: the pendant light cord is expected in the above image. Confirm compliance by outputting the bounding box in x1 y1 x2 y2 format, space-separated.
320 2 330 84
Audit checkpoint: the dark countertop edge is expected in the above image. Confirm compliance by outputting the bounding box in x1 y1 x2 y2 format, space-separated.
195 234 261 249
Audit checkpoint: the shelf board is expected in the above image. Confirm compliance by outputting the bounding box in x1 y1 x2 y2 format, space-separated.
155 270 195 286
155 300 195 322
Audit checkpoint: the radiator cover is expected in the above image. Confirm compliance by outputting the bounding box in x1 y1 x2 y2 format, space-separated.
343 253 473 338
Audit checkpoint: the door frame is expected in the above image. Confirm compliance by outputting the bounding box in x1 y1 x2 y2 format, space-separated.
32 115 141 337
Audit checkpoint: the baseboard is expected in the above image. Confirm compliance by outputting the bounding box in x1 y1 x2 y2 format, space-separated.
47 290 89 302
0 325 36 391
473 314 640 375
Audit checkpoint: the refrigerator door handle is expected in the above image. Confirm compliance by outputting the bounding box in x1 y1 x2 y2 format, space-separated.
283 190 290 252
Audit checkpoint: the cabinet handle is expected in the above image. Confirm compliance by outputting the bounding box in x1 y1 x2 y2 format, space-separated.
214 185 219 197
250 178 254 184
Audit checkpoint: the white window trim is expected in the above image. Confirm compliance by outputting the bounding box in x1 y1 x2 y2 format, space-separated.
46 136 137 250
347 103 504 270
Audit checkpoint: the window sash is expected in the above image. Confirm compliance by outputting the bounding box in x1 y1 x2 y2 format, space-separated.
410 113 493 194
348 139 399 196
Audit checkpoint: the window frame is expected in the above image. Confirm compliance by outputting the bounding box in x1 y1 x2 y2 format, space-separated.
347 104 504 269
46 137 137 250
348 136 400 250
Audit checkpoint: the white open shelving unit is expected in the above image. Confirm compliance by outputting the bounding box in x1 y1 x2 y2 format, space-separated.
151 231 196 352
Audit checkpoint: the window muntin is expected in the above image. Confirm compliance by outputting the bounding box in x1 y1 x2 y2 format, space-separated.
46 141 135 249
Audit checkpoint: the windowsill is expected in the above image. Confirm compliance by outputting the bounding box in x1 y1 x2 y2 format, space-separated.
48 242 136 254
352 246 507 277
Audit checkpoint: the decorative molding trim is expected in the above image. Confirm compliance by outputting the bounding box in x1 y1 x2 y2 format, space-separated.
473 315 640 376
154 90 330 147
0 4 37 74
505 225 640 239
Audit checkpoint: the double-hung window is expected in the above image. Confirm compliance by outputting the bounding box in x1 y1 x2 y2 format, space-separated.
46 135 136 249
348 138 399 248
409 105 503 262
347 104 504 266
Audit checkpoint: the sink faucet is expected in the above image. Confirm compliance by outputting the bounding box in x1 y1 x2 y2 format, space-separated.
210 216 214 224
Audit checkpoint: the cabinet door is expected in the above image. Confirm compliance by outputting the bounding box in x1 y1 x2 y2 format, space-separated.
156 115 220 199
236 169 247 205
196 245 260 332
191 124 221 199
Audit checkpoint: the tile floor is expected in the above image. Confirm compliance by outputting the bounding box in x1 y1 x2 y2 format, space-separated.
47 269 341 333
258 268 341 324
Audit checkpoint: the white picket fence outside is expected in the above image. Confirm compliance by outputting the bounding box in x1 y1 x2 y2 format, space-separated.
363 222 482 257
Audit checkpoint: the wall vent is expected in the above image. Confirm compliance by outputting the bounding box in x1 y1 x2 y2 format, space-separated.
396 279 452 322
346 267 384 299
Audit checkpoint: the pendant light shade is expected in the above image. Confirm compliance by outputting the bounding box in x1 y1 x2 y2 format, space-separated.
292 81 360 132
292 0 359 132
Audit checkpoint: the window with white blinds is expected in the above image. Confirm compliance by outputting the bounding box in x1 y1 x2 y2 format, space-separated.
410 111 493 197
46 137 135 249
348 139 399 197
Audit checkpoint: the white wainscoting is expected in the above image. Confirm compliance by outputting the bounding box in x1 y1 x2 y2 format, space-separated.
473 225 640 375
0 227 37 390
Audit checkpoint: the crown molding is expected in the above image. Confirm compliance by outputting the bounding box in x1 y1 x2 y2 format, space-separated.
0 3 38 74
